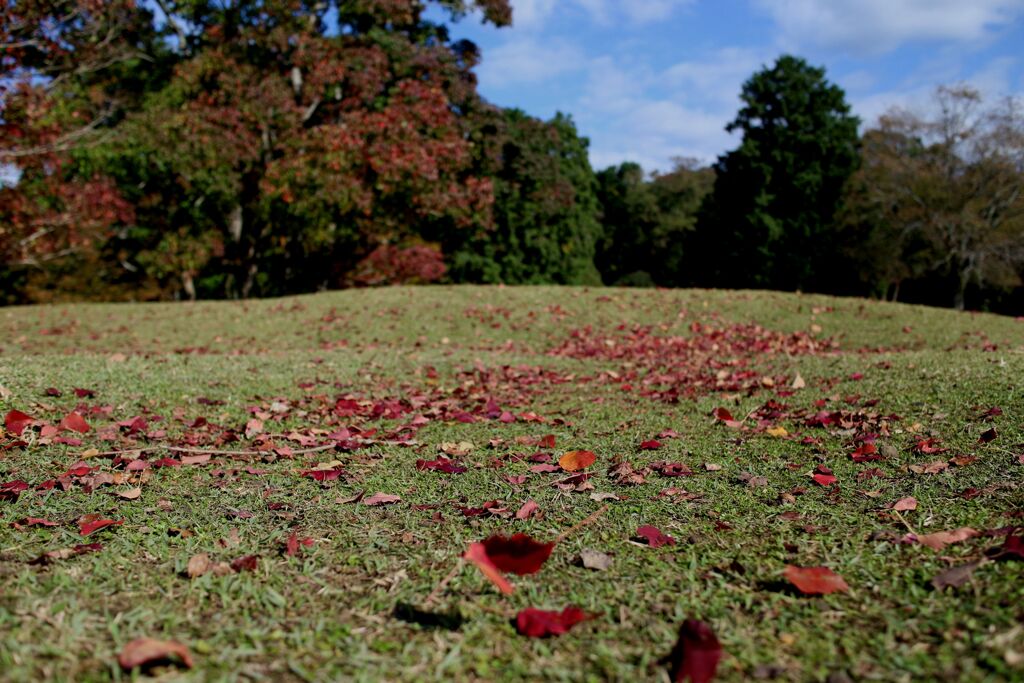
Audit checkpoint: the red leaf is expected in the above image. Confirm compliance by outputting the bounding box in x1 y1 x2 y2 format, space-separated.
515 499 540 520
515 607 591 637
783 565 849 594
464 542 514 594
1001 533 1024 560
415 458 467 474
480 533 555 575
559 450 596 472
118 638 193 671
231 555 259 572
12 517 59 529
284 533 314 556
0 479 30 502
78 516 123 536
59 411 91 434
667 619 722 683
811 464 836 487
637 524 675 548
640 440 663 450
850 443 880 462
4 409 34 435
301 468 345 481
978 428 997 444
712 407 734 422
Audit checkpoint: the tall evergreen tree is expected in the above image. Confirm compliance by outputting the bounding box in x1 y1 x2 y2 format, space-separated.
695 55 860 291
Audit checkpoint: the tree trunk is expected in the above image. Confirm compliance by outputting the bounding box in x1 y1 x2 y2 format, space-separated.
182 271 196 301
954 270 968 311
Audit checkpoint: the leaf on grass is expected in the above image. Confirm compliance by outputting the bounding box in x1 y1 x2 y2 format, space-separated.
891 497 917 511
115 487 142 500
481 533 555 575
916 527 978 551
363 492 401 506
230 555 259 572
30 543 103 565
640 440 663 450
415 458 466 474
811 465 836 487
515 499 540 520
559 450 596 472
12 517 59 530
850 443 880 463
578 549 612 571
667 618 722 683
186 553 211 578
637 525 675 548
978 428 997 444
999 533 1023 560
910 460 949 475
931 561 981 590
118 638 193 671
300 467 345 481
59 411 91 434
0 480 30 502
766 426 788 438
439 441 475 457
285 533 314 556
784 565 849 595
515 607 591 637
78 515 123 536
4 410 34 436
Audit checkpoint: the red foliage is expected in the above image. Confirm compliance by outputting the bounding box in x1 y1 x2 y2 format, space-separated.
783 565 849 595
351 244 448 286
515 607 591 637
667 619 723 683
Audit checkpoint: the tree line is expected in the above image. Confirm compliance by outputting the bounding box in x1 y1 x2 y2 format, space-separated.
2 2 1023 312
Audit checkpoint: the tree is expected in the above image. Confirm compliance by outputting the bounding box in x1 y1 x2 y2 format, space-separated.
843 86 1024 310
595 158 713 287
694 55 860 291
443 108 603 285
2 0 512 300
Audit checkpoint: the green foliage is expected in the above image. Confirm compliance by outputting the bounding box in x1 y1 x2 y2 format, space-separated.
695 55 860 291
595 159 713 286
444 109 603 285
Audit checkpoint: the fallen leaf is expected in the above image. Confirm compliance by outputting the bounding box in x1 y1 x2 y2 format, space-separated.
230 555 259 572
578 549 612 571
999 533 1023 560
186 553 211 578
791 373 806 390
892 497 917 511
78 515 123 536
784 565 849 595
637 524 675 548
29 542 103 564
415 458 466 474
515 499 540 520
439 441 475 457
4 409 34 435
11 517 59 530
363 492 402 506
931 561 981 590
640 440 663 450
766 426 788 438
115 487 142 500
589 492 620 502
916 527 978 551
559 450 596 472
118 638 193 671
515 607 591 637
284 532 314 556
910 460 949 475
978 427 997 444
59 411 91 434
667 618 722 683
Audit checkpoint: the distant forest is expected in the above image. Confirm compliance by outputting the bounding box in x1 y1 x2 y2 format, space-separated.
3 1 1023 313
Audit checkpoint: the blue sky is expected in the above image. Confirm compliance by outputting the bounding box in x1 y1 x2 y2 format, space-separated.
439 0 1024 173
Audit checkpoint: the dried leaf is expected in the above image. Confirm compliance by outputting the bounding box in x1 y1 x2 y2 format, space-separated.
186 553 211 578
363 492 402 506
559 450 596 472
784 565 849 595
916 527 978 551
578 549 612 571
931 561 980 590
118 638 193 671
892 496 917 511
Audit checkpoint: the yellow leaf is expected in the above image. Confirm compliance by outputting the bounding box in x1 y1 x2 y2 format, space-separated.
767 426 788 438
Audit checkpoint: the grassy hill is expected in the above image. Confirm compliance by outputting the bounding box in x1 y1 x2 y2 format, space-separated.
1 287 1022 681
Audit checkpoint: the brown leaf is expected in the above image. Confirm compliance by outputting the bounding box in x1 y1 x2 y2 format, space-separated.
515 499 540 520
363 492 401 506
118 638 193 671
578 549 612 571
186 553 211 578
608 460 648 485
931 561 981 590
916 527 978 551
892 496 917 511
115 487 142 500
910 460 948 475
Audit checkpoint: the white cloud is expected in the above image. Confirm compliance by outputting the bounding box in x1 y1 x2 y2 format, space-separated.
508 0 693 29
476 38 587 85
754 0 1024 55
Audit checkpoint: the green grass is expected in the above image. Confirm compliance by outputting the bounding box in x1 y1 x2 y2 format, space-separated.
1 286 1022 682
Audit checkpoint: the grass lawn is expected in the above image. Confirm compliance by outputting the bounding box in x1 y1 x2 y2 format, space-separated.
1 285 1022 682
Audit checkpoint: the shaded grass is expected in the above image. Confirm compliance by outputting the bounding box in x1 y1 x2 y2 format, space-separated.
1 286 1022 681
